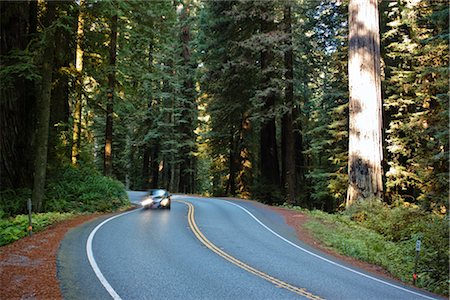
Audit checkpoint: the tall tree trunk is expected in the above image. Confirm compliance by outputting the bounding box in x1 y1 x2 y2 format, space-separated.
347 0 383 207
150 145 160 189
143 28 155 190
259 4 280 204
71 0 85 166
282 4 297 205
32 1 56 212
179 1 196 194
49 2 73 168
142 146 150 189
104 14 118 177
237 115 252 198
294 108 304 198
226 132 237 196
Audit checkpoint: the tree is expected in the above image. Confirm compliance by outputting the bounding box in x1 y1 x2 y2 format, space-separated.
178 0 198 194
104 13 118 177
346 0 383 207
71 0 85 166
48 1 75 169
281 2 297 205
32 1 56 211
257 0 282 204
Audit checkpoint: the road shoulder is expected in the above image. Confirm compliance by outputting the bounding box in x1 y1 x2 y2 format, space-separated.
0 214 101 299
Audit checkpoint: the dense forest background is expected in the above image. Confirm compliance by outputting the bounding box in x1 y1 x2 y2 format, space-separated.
1 0 448 213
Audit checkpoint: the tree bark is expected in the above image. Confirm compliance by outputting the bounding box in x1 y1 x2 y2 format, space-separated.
259 5 280 204
282 4 297 205
32 1 56 212
142 146 150 189
226 131 237 196
150 144 160 189
71 0 85 166
49 2 73 168
179 1 196 194
104 14 118 177
347 0 384 207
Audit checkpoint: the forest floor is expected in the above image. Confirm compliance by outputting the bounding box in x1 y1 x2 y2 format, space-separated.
0 203 400 299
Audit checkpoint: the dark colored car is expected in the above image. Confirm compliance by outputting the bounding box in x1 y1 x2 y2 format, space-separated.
141 189 171 209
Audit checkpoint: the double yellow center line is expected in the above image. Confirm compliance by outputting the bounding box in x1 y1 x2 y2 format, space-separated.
177 200 324 300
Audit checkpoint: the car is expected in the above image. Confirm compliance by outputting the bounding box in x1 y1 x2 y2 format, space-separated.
141 189 171 209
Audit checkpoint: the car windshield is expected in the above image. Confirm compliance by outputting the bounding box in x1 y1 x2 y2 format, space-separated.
149 189 165 197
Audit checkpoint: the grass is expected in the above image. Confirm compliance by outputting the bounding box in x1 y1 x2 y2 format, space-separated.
283 202 449 296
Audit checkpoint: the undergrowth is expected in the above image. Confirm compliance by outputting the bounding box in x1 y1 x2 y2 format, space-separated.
44 166 130 213
0 165 130 246
0 212 74 246
285 200 449 295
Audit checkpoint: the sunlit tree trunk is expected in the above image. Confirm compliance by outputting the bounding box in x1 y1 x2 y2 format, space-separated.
32 1 56 212
346 0 383 207
71 0 85 166
104 14 117 177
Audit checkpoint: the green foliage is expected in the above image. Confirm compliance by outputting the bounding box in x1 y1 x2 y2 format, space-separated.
45 166 129 213
96 1 200 192
0 212 74 246
304 200 449 295
302 0 348 211
382 0 449 212
0 50 41 90
199 0 259 197
0 188 32 218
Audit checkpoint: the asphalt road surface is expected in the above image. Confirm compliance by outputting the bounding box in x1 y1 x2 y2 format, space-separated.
57 192 440 300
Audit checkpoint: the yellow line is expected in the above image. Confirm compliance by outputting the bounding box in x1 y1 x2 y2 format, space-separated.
176 200 324 300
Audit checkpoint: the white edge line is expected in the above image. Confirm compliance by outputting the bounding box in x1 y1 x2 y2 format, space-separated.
224 200 438 300
86 210 136 300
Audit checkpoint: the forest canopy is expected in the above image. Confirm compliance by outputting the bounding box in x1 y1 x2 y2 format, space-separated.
0 0 448 214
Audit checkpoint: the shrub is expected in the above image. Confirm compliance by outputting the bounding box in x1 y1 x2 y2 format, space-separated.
0 212 74 246
344 201 449 294
45 166 130 213
0 188 32 218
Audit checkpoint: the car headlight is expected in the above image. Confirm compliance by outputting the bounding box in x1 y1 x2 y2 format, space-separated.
160 198 169 206
142 198 154 206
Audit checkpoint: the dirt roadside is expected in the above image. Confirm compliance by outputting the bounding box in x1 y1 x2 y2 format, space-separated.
0 214 101 300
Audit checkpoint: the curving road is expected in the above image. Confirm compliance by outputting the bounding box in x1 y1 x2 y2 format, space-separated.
57 192 440 300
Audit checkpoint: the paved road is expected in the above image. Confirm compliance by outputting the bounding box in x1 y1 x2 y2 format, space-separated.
57 192 440 300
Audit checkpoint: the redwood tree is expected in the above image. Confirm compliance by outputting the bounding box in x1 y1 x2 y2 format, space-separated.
281 3 296 205
259 1 281 204
32 1 56 211
71 0 85 166
346 0 383 206
104 14 117 177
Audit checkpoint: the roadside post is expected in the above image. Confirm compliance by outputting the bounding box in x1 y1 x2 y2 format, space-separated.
413 239 421 285
27 198 33 236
